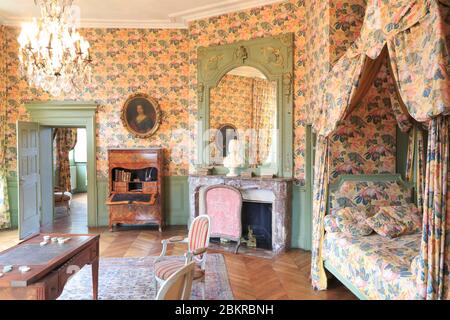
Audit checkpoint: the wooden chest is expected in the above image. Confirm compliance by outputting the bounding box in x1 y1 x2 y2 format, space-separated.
106 148 164 231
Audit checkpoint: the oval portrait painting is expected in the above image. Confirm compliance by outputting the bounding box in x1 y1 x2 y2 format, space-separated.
121 93 161 138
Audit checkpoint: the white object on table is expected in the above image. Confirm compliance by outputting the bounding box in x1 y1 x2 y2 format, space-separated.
18 266 30 273
43 235 50 241
40 241 48 246
2 265 12 273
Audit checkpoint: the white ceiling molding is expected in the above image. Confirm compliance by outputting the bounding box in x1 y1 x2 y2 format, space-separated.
0 0 285 29
0 16 186 29
169 0 285 25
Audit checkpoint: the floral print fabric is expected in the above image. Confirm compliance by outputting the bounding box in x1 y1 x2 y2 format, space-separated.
366 204 422 238
324 215 340 233
0 26 10 230
55 128 77 192
334 207 373 237
416 116 449 299
323 232 420 300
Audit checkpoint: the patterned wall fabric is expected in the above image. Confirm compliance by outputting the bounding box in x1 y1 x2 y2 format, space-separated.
330 62 397 183
0 25 11 229
3 28 190 178
329 0 367 65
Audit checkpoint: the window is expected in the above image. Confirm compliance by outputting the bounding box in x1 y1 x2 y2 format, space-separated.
73 128 87 163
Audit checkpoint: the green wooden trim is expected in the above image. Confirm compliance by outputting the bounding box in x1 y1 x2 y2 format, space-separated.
6 177 18 229
396 126 410 181
324 261 368 300
302 125 315 250
329 173 411 193
196 34 294 178
25 101 98 227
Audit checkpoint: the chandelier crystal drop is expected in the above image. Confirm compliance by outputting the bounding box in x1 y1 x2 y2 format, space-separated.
18 0 92 96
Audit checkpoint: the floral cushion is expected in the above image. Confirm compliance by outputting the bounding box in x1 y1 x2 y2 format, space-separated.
324 215 340 233
335 207 373 236
366 204 422 238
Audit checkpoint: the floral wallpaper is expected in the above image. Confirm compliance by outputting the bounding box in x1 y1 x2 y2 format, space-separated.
330 62 397 182
188 0 308 180
1 0 402 183
304 0 330 127
3 28 190 178
0 25 11 229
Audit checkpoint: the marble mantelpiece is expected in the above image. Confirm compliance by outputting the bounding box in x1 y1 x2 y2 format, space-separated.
188 175 293 253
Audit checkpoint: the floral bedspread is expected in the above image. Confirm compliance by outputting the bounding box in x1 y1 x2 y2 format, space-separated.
324 232 420 299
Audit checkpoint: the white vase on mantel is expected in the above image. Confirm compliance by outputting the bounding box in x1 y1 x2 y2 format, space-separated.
223 140 243 177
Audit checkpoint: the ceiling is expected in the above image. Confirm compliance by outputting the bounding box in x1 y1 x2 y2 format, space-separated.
0 0 284 28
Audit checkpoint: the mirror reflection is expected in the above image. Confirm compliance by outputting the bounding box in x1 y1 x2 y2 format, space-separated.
209 66 277 168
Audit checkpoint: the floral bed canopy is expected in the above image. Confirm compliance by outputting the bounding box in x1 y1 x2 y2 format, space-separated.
311 0 450 300
313 0 449 136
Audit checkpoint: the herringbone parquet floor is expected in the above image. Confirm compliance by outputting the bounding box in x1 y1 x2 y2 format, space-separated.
0 194 356 300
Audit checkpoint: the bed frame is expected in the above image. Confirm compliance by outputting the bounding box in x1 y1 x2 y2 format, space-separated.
324 173 414 300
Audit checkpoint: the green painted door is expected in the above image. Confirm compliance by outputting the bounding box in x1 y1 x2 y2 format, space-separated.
17 121 41 239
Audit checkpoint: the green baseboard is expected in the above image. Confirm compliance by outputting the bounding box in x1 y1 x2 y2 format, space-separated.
7 176 312 250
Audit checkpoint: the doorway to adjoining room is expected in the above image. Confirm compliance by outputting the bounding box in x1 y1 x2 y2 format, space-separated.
48 127 88 233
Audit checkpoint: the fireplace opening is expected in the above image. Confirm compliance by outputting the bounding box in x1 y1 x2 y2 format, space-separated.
241 201 272 250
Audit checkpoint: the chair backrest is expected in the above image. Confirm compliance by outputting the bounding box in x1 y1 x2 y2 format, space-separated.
156 262 195 300
204 185 242 241
188 214 211 253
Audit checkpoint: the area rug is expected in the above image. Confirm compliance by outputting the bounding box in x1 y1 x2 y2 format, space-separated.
58 254 233 300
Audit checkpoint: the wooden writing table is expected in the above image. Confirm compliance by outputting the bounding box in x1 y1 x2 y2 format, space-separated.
0 233 99 300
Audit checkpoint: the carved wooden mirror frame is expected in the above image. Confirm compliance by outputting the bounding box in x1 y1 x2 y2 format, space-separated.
196 34 294 177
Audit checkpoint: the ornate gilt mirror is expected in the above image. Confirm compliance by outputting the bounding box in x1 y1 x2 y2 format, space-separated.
197 34 294 177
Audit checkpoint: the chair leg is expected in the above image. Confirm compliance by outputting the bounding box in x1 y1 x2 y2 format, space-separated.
154 277 158 293
234 239 241 254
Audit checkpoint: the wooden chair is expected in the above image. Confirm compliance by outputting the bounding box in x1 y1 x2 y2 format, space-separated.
156 262 195 300
204 185 242 254
154 215 211 299
54 186 71 215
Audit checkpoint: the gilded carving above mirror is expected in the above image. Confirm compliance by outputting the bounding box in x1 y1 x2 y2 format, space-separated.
196 34 294 178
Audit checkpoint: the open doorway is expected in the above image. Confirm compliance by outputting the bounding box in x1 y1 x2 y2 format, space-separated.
51 127 88 233
14 102 98 239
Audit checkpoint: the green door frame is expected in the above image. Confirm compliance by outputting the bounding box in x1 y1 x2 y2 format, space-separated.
25 101 98 227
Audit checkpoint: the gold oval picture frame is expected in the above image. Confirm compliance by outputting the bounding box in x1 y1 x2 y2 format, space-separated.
121 93 161 138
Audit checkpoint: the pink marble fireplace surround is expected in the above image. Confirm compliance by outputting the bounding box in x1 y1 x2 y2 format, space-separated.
188 175 293 254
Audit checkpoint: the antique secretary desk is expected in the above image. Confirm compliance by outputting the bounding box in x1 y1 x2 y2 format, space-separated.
106 148 164 231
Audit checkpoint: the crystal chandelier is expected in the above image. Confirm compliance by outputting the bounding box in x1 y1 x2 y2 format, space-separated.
18 0 92 96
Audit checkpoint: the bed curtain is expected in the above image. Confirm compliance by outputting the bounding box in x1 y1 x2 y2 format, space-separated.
311 0 450 298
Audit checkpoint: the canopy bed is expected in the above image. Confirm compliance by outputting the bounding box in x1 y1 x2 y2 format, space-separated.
310 0 450 300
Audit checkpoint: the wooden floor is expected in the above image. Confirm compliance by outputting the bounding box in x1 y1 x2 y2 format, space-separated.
0 193 356 300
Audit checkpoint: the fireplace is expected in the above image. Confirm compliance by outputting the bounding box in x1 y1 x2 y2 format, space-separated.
242 202 272 250
188 175 292 253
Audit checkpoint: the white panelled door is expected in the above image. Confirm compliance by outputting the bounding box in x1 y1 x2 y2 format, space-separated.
16 121 41 239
